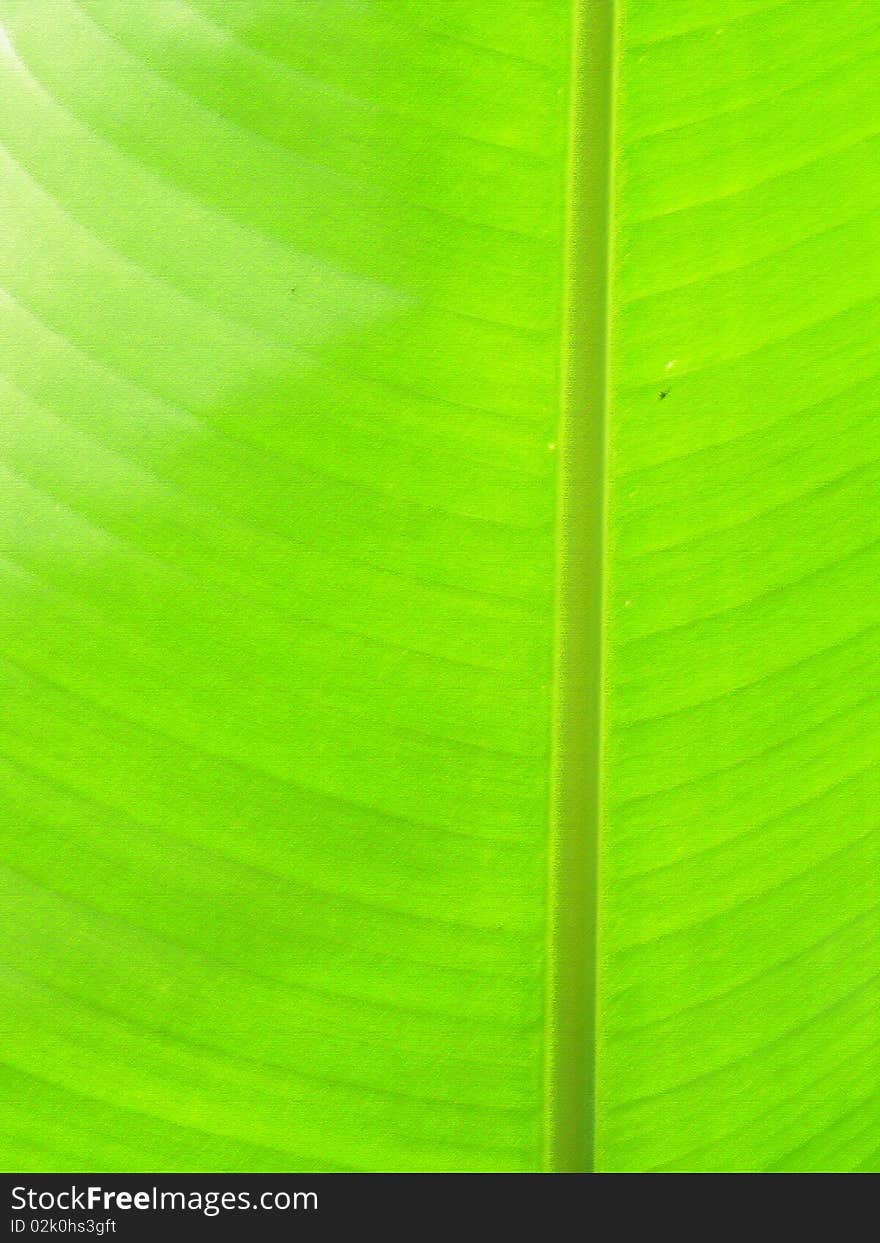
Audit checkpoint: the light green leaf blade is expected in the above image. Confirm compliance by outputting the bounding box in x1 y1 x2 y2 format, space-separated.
0 0 572 1172
1 0 879 1175
598 0 880 1172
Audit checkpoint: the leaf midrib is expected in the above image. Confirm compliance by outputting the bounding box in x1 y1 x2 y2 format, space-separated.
543 0 617 1173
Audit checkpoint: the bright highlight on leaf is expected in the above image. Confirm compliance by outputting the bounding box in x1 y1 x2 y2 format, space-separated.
1 0 878 1173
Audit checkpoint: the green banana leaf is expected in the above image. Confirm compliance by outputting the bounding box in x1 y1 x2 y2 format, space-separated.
1 0 878 1173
